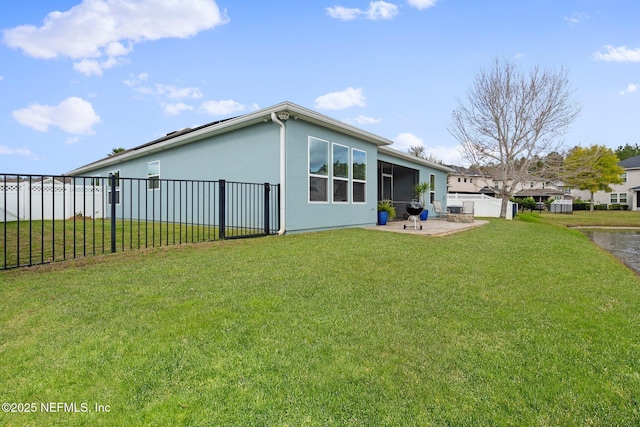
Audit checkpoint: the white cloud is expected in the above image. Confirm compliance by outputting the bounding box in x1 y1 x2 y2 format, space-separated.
407 0 437 10
2 0 229 75
326 6 362 21
73 57 126 76
391 132 424 152
12 97 101 134
137 84 203 100
344 115 381 125
200 99 246 116
123 72 148 87
163 102 195 115
514 53 524 60
391 133 464 164
0 145 33 156
327 1 398 21
564 12 588 25
426 145 465 165
620 83 639 95
367 1 399 20
593 45 640 62
315 87 366 110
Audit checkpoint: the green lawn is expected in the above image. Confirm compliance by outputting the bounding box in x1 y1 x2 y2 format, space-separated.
1 218 640 425
0 218 254 269
520 209 640 227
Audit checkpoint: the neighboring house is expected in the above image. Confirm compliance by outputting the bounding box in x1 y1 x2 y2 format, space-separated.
513 180 566 204
449 167 567 202
67 101 453 233
447 166 495 195
572 155 640 210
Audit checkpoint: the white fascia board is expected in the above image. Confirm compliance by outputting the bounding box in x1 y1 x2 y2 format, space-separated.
378 146 456 173
67 101 393 176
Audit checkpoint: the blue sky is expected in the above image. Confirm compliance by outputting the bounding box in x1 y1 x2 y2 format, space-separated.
1 0 638 174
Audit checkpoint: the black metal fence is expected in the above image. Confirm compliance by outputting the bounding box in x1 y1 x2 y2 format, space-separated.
1 174 280 270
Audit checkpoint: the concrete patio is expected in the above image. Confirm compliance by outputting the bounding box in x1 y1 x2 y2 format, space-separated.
368 217 489 236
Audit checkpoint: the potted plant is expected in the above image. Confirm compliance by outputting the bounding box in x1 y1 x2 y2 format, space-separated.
377 200 396 225
414 182 431 220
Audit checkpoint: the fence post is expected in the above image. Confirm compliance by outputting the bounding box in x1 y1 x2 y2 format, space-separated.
110 173 116 253
218 179 226 240
264 183 270 236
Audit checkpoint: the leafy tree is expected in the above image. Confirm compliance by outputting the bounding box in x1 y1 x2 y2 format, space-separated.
562 145 624 211
107 147 126 156
449 58 580 218
614 143 640 161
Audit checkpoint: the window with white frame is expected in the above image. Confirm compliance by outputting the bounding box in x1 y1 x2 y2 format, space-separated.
622 173 628 183
148 160 160 190
620 193 628 204
332 143 349 203
610 193 618 204
352 149 366 203
429 174 436 204
309 137 329 202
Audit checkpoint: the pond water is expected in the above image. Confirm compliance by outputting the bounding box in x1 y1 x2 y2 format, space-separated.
580 228 640 274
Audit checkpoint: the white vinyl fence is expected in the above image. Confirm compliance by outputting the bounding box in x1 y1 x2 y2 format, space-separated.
1 178 104 222
447 193 515 220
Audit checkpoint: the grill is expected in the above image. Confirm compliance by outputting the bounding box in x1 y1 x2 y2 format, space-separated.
404 200 424 230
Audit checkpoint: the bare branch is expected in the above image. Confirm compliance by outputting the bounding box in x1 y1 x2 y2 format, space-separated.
448 58 581 217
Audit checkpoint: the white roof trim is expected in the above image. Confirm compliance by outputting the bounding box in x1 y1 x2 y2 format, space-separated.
67 101 393 175
378 146 455 173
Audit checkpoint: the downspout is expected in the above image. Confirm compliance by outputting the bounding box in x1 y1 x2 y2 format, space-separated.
271 112 286 235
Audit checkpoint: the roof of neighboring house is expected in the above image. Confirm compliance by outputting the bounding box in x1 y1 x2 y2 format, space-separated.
67 101 395 175
619 156 640 169
448 165 485 176
378 146 455 173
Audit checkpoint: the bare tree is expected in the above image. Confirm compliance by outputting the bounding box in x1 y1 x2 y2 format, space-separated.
407 144 426 158
407 144 444 165
449 58 581 218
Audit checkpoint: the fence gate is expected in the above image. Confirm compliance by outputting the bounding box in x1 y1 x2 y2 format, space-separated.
1 174 280 270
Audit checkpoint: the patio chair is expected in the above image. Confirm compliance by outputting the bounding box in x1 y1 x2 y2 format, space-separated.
433 200 448 218
462 201 475 215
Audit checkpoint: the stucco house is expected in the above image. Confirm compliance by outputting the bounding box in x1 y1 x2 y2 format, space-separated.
571 155 640 210
447 166 496 195
68 101 453 234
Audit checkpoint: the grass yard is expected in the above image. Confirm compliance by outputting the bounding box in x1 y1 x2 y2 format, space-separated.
1 217 640 425
0 219 236 269
521 209 640 227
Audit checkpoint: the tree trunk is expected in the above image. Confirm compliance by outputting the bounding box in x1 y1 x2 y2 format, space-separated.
500 195 509 219
590 191 595 211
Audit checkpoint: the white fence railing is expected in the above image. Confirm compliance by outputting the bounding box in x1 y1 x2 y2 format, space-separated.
447 193 514 220
1 180 104 222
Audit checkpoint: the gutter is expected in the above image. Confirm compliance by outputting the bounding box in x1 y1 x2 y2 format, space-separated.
271 112 286 235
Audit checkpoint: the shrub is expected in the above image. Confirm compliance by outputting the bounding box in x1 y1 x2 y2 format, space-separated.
520 197 537 211
573 201 590 211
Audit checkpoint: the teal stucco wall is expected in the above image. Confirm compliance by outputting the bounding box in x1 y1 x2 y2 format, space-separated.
281 118 379 233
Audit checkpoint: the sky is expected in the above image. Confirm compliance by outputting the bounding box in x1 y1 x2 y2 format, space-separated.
0 0 639 175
